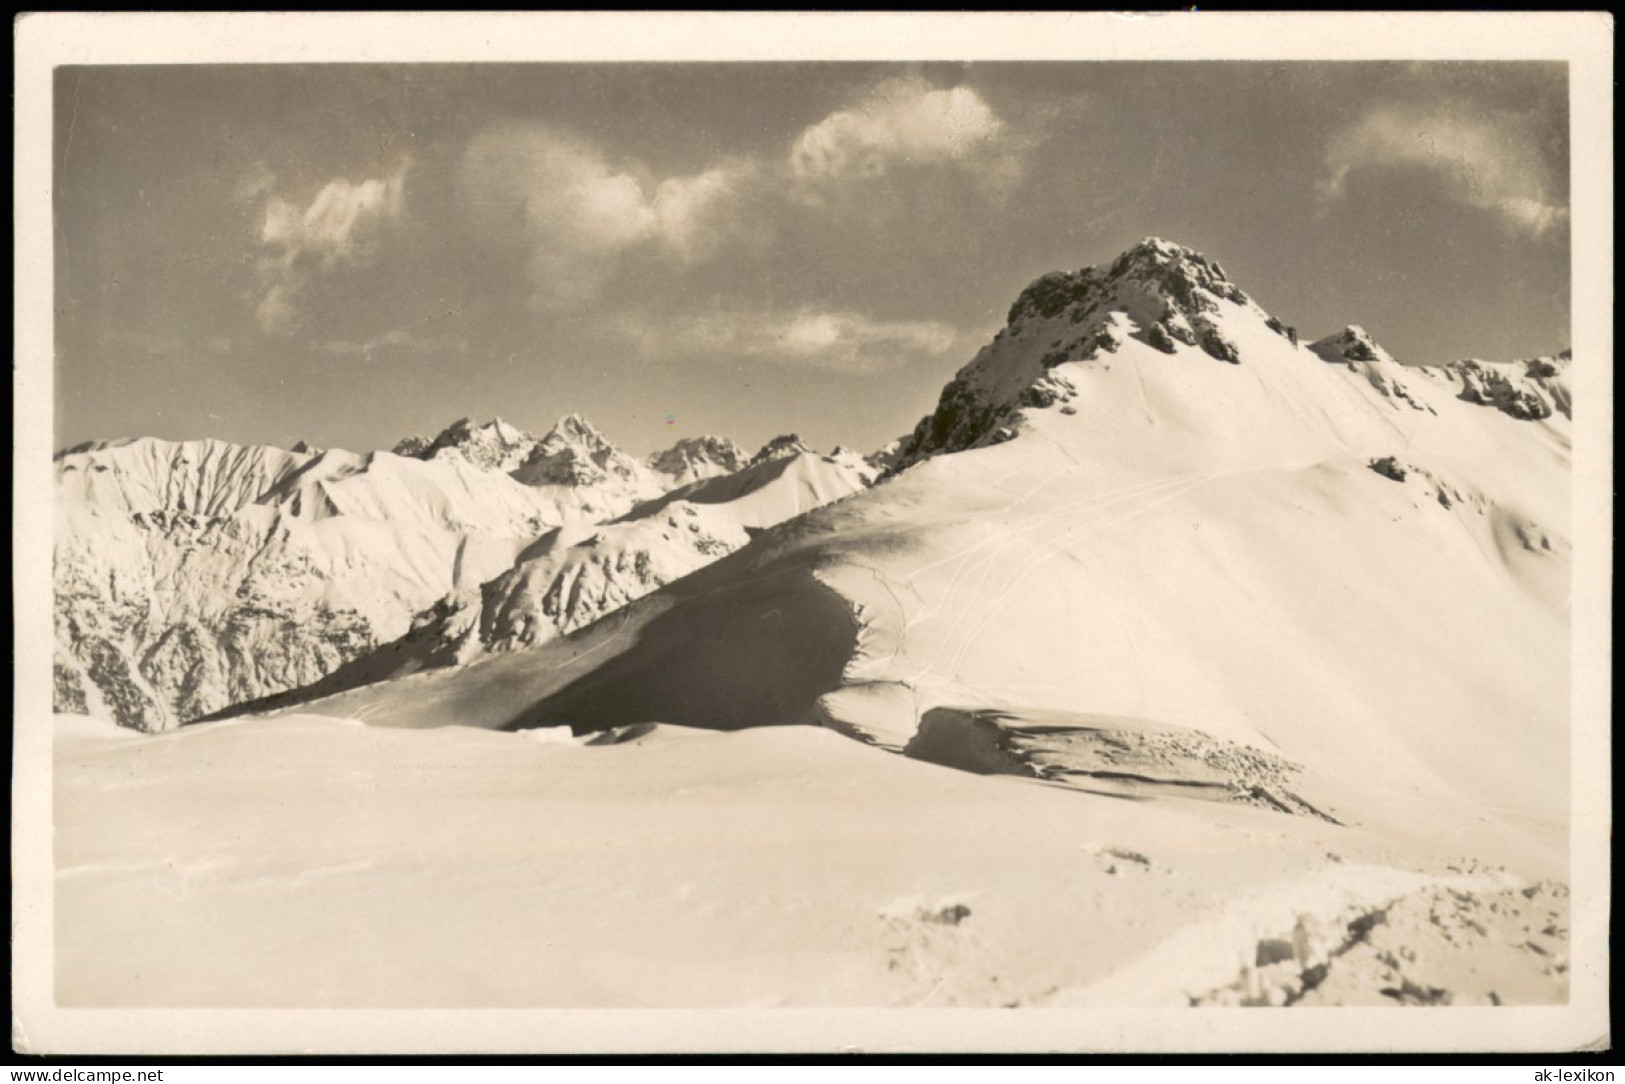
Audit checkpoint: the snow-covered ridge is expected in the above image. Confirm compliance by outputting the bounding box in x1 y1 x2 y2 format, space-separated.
890 239 1572 472
54 437 315 518
52 431 584 731
1311 327 1572 422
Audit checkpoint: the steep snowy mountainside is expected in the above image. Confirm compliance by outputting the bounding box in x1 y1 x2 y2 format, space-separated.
228 446 876 708
52 430 618 732
278 238 1572 871
648 435 749 488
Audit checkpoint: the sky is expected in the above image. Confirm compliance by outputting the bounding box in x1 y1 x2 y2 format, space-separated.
53 61 1571 457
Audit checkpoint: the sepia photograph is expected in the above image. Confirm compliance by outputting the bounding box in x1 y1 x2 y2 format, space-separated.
11 12 1612 1057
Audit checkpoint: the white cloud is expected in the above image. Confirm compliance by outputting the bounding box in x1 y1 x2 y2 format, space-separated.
253 164 409 335
789 75 1012 194
651 161 759 263
318 326 469 361
459 123 752 310
1320 103 1567 238
616 307 961 374
456 78 1034 309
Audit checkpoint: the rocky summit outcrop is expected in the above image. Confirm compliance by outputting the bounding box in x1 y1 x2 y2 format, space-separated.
1433 353 1571 421
1309 326 1433 412
1309 325 1396 367
1311 328 1571 422
749 433 817 467
893 238 1265 468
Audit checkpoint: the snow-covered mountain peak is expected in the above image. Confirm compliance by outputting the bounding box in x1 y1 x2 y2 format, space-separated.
1003 237 1254 338
749 434 816 466
895 239 1291 468
406 416 542 472
648 435 749 487
509 414 659 495
546 412 608 446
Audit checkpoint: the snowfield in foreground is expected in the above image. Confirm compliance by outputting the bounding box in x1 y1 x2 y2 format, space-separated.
55 712 1566 1009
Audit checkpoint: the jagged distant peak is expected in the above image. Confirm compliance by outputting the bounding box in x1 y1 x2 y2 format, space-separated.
427 415 533 444
648 435 748 479
407 415 542 472
750 433 815 466
511 414 659 493
864 438 905 474
542 412 614 448
1309 325 1399 367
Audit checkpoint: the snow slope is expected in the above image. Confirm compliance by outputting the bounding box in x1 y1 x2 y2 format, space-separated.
53 711 1569 1009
